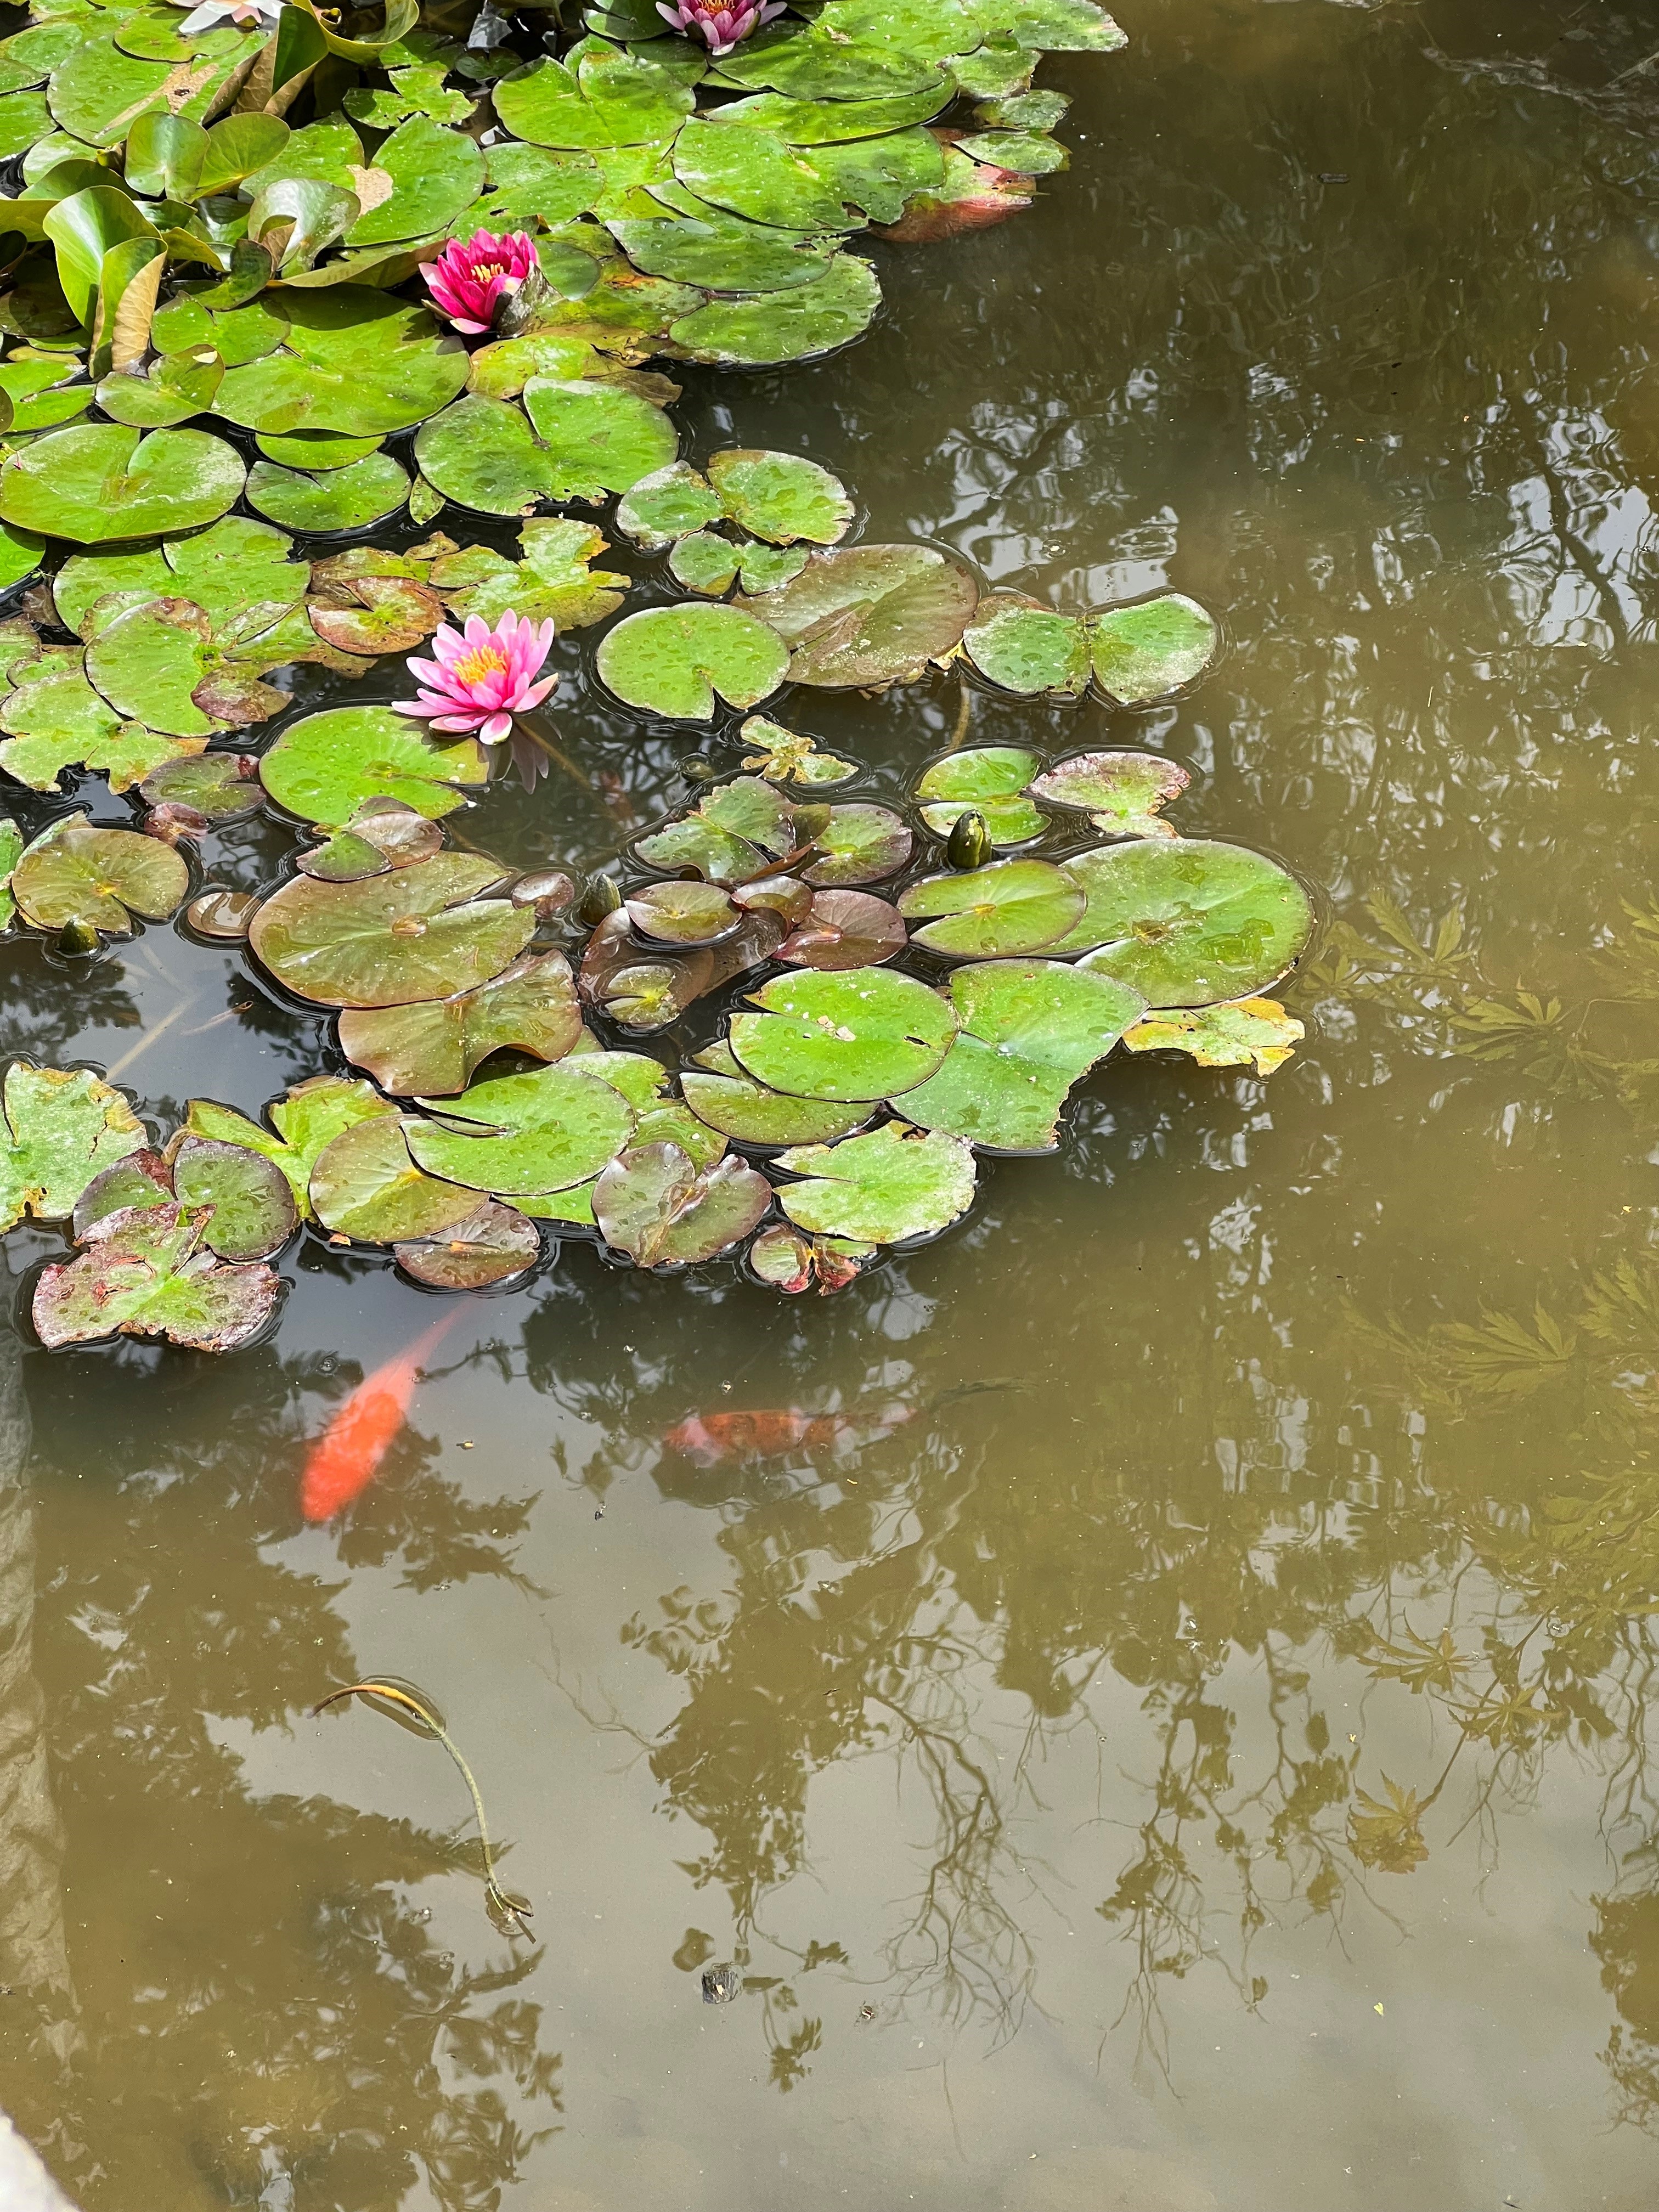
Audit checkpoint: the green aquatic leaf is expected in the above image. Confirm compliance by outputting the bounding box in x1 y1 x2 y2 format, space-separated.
1058 838 1314 1003
961 593 1090 696
0 92 51 161
955 127 1066 174
627 877 743 945
0 422 245 543
431 517 629 630
670 117 855 233
244 176 360 275
466 329 611 400
0 1060 145 1232
170 1133 298 1262
811 126 944 222
667 253 881 364
706 448 853 546
773 1120 975 1243
707 24 946 99
633 812 761 884
898 856 1085 957
72 1151 175 1239
697 773 797 855
0 816 20 932
258 705 488 828
32 1200 280 1351
255 428 383 471
250 853 532 1009
610 193 838 294
735 543 977 686
899 955 1144 1149
475 140 604 228
0 656 193 794
48 34 251 148
304 573 441 658
94 349 224 430
308 1113 479 1244
139 750 263 819
613 458 723 548
519 373 679 500
729 965 955 1102
337 949 584 1096
973 87 1070 127
680 1038 871 1147
802 801 912 887
491 47 695 150
393 1198 542 1290
739 713 856 786
405 1060 637 1195
84 595 232 738
1121 996 1305 1076
1027 748 1189 838
715 83 953 142
0 356 93 433
0 25 83 98
196 110 291 195
212 289 469 438
149 292 290 368
593 1142 771 1265
916 746 1045 844
1088 592 1218 704
411 394 556 518
56 514 308 633
345 113 484 246
596 602 790 720
242 116 364 200
668 529 739 595
747 1221 873 1293
344 62 477 132
10 811 187 935
184 1074 397 1220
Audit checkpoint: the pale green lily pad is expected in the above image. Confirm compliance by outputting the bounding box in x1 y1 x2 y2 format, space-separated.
1121 996 1305 1076
0 816 20 931
0 1060 144 1232
899 856 1084 958
413 395 557 518
667 253 882 365
737 542 810 592
345 112 484 246
714 84 953 140
596 602 789 720
681 1038 870 1147
628 877 742 945
668 530 738 595
1089 592 1218 704
245 452 411 532
491 48 694 150
431 517 627 629
170 1133 297 1262
698 774 796 855
0 661 194 793
10 811 188 934
740 714 856 786
916 746 1045 844
84 596 226 738
308 1114 479 1244
475 140 603 228
255 428 384 470
670 117 854 232
337 949 583 1095
706 25 944 99
973 87 1070 127
813 126 944 222
250 853 532 1009
0 522 45 592
610 196 836 292
729 966 955 1102
0 94 53 163
32 1202 280 1351
94 351 222 430
54 516 307 634
1028 749 1189 838
633 813 761 884
0 356 93 433
899 956 1144 1150
801 801 912 887
707 447 853 546
962 595 1090 696
259 705 488 827
520 374 678 500
1060 838 1314 1003
0 423 245 543
405 1061 636 1195
185 1073 396 1220
773 1120 975 1244
956 128 1067 173
735 543 977 686
614 459 723 548
592 1142 771 1265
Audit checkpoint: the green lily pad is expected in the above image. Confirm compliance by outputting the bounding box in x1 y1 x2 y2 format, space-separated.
739 714 856 786
680 1038 870 1147
250 853 532 1009
83 596 228 739
212 290 469 438
308 1113 479 1244
633 812 761 884
706 448 853 546
0 816 20 932
972 88 1070 128
393 1198 543 1290
706 24 945 99
185 1073 397 1219
413 394 559 518
345 113 484 246
667 252 881 364
613 459 723 548
595 602 789 720
802 802 911 887
254 428 385 471
747 1222 873 1293
94 348 223 430
961 594 1090 696
1121 996 1305 1077
670 117 854 233
0 1059 144 1232
0 522 44 592
698 774 797 855
138 750 263 819
898 856 1084 958
772 1120 975 1244
735 543 977 686
668 530 739 595
492 47 695 150
1028 749 1189 838
592 1142 771 1265
627 877 742 945
0 92 51 162
0 423 245 543
170 1133 298 1262
898 956 1144 1150
150 293 290 368
520 373 679 500
1089 592 1218 704
916 746 1045 843
48 34 253 148
611 195 837 292
475 140 604 228
812 126 944 222
336 949 583 1095
32 1201 280 1351
729 966 955 1102
295 798 444 880
0 356 93 433
259 705 488 827
714 85 953 140
241 116 364 200
735 543 810 592
10 811 188 935
430 518 628 629
405 1061 636 1195
55 515 308 635
1058 838 1314 1003
0 659 194 794
245 452 411 532
956 128 1067 174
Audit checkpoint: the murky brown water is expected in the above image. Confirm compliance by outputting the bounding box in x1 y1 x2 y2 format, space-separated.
10 1 1659 2205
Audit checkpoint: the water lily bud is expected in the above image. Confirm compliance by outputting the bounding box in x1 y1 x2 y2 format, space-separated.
577 871 624 926
946 810 992 869
679 755 719 785
55 917 99 956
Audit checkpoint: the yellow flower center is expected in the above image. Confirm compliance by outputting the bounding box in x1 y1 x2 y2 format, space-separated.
470 259 507 284
451 644 508 685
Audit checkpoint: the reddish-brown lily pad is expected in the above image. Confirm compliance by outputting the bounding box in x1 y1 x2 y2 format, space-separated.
393 1198 543 1288
32 1202 281 1351
778 888 906 970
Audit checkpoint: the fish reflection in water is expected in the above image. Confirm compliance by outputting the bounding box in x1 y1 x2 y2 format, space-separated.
661 1384 1019 1467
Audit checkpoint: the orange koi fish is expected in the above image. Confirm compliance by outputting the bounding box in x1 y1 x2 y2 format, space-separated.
301 1310 461 1521
662 1402 917 1468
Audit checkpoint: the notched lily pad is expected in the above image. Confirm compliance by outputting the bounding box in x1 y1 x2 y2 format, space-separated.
10 812 189 936
729 966 955 1103
961 594 1090 697
595 602 789 720
898 856 1084 958
394 1198 543 1288
309 1113 479 1244
186 1074 397 1220
251 853 531 1009
592 1142 771 1266
1028 749 1189 839
680 1039 870 1148
32 1201 281 1352
740 714 855 786
706 449 853 546
917 746 1045 844
1058 838 1314 1004
627 878 742 946
778 887 905 969
405 1061 636 1196
747 1221 873 1294
0 1060 145 1233
1089 592 1218 704
170 1133 298 1261
801 802 911 887
259 705 488 827
1121 996 1305 1076
734 544 977 688
337 949 583 1096
140 751 263 820
0 423 245 544
772 1121 975 1245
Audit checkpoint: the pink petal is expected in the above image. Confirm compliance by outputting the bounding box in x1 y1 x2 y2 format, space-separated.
481 713 514 742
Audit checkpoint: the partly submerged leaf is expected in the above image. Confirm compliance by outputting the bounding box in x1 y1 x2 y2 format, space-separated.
170 1133 298 1261
961 595 1090 697
1121 996 1305 1076
592 1142 771 1266
185 1074 396 1220
773 1121 975 1244
916 745 1045 844
739 713 856 786
680 1039 870 1147
1348 1775 1430 1874
245 450 411 531
747 1221 873 1294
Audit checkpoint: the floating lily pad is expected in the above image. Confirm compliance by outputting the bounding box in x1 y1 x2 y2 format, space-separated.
777 887 905 970
772 1121 975 1244
715 84 953 140
592 1142 770 1265
170 1134 298 1261
0 423 245 543
801 802 911 887
613 459 722 549
185 888 259 940
0 654 180 794
668 530 740 595
255 428 385 472
140 751 263 820
345 112 483 247
308 1113 479 1243
595 602 789 720
259 705 488 827
899 956 1144 1150
1028 749 1189 838
0 357 93 434
245 452 411 533
627 878 742 945
740 714 856 785
1088 592 1218 704
393 1198 543 1288
956 127 1066 173
698 773 796 855
0 521 44 592
707 26 944 100
306 574 441 657
55 516 307 635
735 544 977 687
405 1061 636 1195
746 1221 872 1293
669 117 854 233
520 374 679 501
611 192 837 294
729 966 955 1102
0 816 20 932
185 1073 397 1218
297 799 445 878
431 517 628 629
213 290 468 438
898 856 1083 958
680 1038 870 1147
633 813 761 884
336 949 583 1094
916 745 1045 843
71 1150 174 1239
83 597 226 740
961 595 1089 696
1058 838 1314 1003
10 812 188 935
0 1060 145 1232
412 394 557 518
251 853 531 1009
706 447 853 546
32 1201 280 1352
491 48 695 151
1121 996 1305 1076
667 253 881 365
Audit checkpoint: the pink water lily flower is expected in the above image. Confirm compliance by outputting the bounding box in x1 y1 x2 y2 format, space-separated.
419 229 538 336
397 612 557 745
657 0 786 56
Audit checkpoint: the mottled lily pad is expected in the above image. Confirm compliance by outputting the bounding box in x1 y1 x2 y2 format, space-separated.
10 812 188 935
614 459 723 549
259 706 488 827
170 1134 298 1261
32 1201 280 1351
405 1061 636 1195
519 373 679 503
801 802 911 887
961 595 1090 696
916 746 1045 844
71 1151 174 1239
734 543 977 687
185 1074 396 1219
740 714 856 786
772 1121 975 1244
1121 996 1305 1076
393 1197 543 1288
308 1114 479 1243
412 394 557 518
1028 749 1189 839
667 253 881 365
0 1060 145 1233
0 423 245 543
595 603 789 720
431 517 628 629
898 856 1082 958
138 751 263 820
251 853 531 1009
592 1142 770 1266
778 887 905 970
633 813 762 885
729 966 955 1102
337 950 583 1095
746 1222 873 1294
1089 593 1218 704
1058 838 1314 1003
706 448 853 546
668 530 740 595
627 878 742 945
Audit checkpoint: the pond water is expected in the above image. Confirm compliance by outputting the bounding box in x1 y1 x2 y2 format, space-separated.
8 0 1659 2205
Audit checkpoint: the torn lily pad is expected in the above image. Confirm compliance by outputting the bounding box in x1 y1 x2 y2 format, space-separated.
139 752 263 821
1028 749 1189 839
32 1201 281 1352
430 518 628 629
1057 838 1314 1003
0 1060 145 1232
337 949 584 1096
916 746 1045 844
740 715 856 786
10 812 188 936
592 1142 771 1266
596 602 789 720
170 1135 298 1262
772 1121 976 1245
1121 997 1305 1076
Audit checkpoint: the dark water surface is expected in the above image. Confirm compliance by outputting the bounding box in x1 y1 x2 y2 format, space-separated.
10 1 1659 2205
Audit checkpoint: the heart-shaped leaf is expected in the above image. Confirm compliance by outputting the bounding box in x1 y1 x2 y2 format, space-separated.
250 853 532 1009
592 1142 771 1265
0 1060 144 1232
729 966 955 1102
614 459 723 549
10 812 188 935
520 374 679 503
772 1121 975 1244
308 1113 479 1243
916 744 1045 843
245 452 411 532
337 949 583 1095
405 1062 636 1195
1121 996 1305 1076
802 801 911 887
142 754 266 824
1027 749 1189 838
680 1037 871 1147
633 814 761 884
0 423 246 543
185 1074 397 1219
706 448 853 546
1057 838 1314 1003
746 1221 873 1294
1088 592 1218 704
430 517 628 630
667 254 881 366
627 878 743 945
259 705 488 827
898 856 1083 957
596 603 789 720
306 574 442 657
32 1201 280 1351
